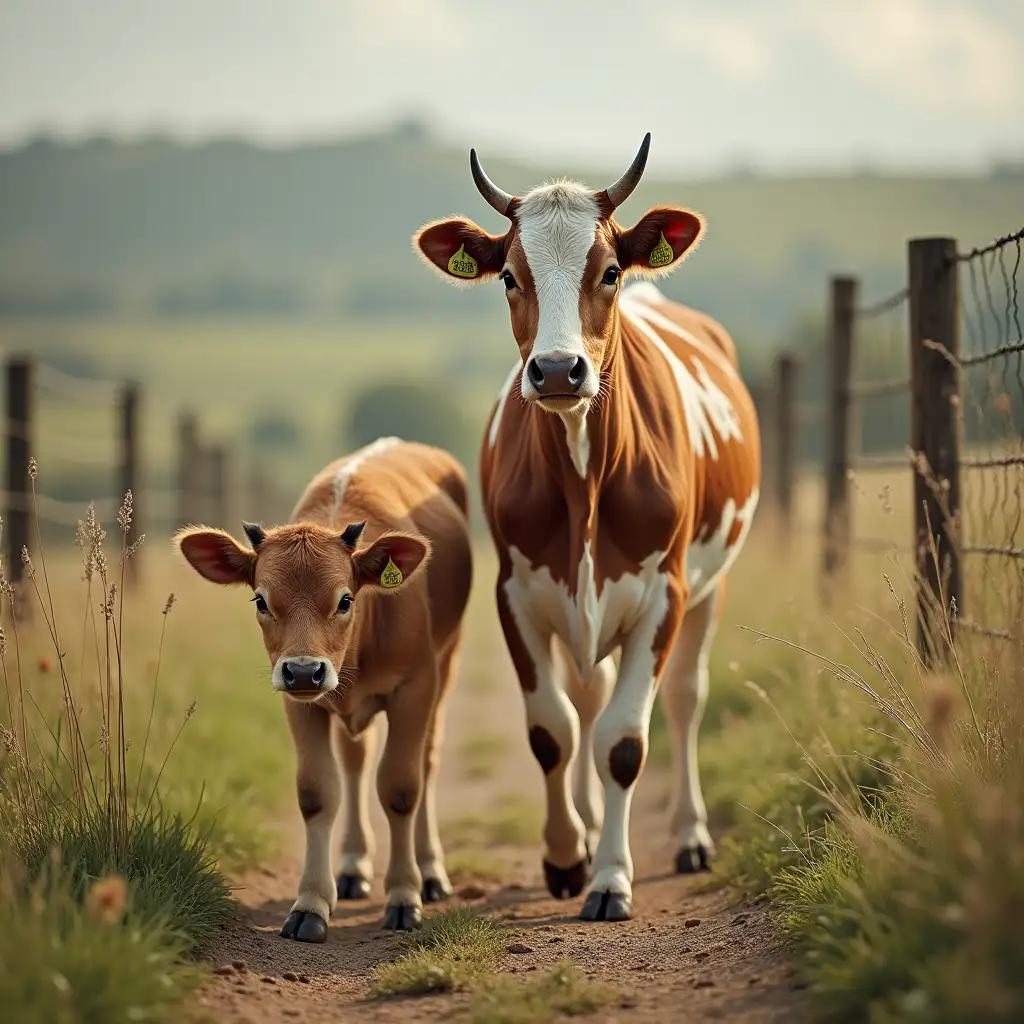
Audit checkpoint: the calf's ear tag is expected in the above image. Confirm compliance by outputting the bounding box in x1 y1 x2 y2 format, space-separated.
649 231 674 269
380 557 404 588
448 243 478 278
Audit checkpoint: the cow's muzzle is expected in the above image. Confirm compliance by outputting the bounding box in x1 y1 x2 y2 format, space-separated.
272 656 338 697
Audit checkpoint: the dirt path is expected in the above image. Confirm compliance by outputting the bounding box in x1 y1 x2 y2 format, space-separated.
195 605 805 1023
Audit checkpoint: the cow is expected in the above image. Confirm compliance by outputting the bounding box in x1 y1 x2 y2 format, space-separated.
413 134 760 922
175 439 472 941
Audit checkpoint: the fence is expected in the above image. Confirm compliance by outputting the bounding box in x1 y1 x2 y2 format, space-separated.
0 354 273 606
766 226 1024 659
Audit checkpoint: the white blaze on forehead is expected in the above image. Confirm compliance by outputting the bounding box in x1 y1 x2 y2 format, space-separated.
332 436 402 512
516 181 600 376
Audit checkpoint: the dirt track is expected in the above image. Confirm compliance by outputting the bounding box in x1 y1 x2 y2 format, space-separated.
195 609 806 1023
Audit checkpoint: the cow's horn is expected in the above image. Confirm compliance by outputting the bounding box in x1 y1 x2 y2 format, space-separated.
470 148 516 217
604 133 651 210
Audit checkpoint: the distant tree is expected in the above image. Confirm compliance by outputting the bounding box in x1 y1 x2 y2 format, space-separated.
345 381 472 470
249 415 301 450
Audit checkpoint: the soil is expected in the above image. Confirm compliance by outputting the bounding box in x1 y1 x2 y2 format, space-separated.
194 623 806 1023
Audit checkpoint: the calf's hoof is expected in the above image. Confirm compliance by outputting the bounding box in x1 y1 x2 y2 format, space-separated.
422 877 451 903
675 845 713 874
337 873 372 900
543 858 588 899
280 910 328 943
579 891 633 922
382 904 423 931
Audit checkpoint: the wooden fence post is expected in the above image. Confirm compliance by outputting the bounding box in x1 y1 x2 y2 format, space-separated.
909 237 962 661
118 381 140 584
823 276 857 583
774 353 798 541
176 411 199 527
4 357 33 616
209 444 230 530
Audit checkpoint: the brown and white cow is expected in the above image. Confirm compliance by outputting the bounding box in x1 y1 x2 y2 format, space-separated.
176 439 472 940
414 135 760 922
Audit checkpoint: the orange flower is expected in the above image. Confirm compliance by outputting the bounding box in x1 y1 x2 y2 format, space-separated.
86 876 127 923
37 656 51 674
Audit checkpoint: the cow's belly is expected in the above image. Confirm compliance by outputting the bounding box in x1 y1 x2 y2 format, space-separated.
684 487 760 608
505 544 667 680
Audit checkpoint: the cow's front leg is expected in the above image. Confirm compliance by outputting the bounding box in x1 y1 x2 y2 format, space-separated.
335 719 376 899
582 575 684 922
377 673 433 931
280 701 340 943
498 574 588 899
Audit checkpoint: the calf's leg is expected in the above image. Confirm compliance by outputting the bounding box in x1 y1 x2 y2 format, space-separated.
280 701 341 943
335 719 377 899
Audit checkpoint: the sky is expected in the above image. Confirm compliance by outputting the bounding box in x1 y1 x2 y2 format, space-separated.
1 0 1023 174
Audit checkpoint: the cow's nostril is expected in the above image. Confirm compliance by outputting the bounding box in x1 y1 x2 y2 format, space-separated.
568 357 586 391
282 662 294 688
526 358 545 390
312 662 326 687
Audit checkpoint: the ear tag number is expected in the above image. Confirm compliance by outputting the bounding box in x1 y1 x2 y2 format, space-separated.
448 243 479 278
649 231 674 268
380 557 404 588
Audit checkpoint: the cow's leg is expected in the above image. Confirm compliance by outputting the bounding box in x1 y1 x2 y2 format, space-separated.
377 667 434 931
417 630 460 903
279 701 340 943
497 572 588 899
334 719 377 899
582 576 684 922
561 643 615 848
660 584 721 873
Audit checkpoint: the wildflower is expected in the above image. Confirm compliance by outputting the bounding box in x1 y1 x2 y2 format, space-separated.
27 457 37 481
117 490 133 533
37 656 51 674
99 724 110 755
163 593 176 616
21 546 34 578
86 875 127 924
0 626 5 657
186 700 197 720
125 534 145 560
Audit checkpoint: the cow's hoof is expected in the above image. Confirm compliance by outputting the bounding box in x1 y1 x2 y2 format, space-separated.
337 873 372 900
675 845 713 874
422 877 451 903
579 891 632 922
543 858 588 899
280 910 328 943
382 904 423 931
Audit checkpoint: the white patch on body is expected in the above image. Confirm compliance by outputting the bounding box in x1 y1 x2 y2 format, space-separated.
332 436 402 512
488 362 521 448
561 409 590 477
620 303 743 462
685 487 759 608
516 182 599 400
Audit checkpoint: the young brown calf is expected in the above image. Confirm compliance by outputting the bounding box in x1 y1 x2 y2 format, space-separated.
176 438 472 941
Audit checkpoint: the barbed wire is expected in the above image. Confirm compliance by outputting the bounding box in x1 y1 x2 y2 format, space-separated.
1 490 175 526
850 377 910 399
855 286 909 320
949 226 1024 266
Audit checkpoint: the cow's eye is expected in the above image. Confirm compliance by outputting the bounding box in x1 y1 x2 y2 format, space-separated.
500 270 517 291
337 594 353 615
252 594 269 615
601 266 621 287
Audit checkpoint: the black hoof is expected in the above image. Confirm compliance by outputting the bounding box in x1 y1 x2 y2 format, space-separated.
579 891 633 922
337 873 372 900
543 858 588 899
382 904 423 931
280 910 328 943
675 845 713 874
422 877 451 903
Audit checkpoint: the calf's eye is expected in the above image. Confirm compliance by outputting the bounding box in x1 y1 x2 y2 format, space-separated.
601 266 621 287
252 594 269 614
500 270 517 291
337 594 353 614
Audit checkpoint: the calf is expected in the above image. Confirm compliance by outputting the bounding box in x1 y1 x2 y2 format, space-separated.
176 438 472 941
414 135 760 922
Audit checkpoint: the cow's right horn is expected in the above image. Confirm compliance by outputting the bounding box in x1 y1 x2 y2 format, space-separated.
470 149 516 218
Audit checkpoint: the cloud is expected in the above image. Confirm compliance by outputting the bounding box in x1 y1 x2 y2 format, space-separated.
799 0 1021 112
658 8 776 86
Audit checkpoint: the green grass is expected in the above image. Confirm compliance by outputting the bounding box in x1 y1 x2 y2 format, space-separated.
459 732 511 782
446 849 507 884
371 908 508 997
470 963 610 1023
446 794 544 850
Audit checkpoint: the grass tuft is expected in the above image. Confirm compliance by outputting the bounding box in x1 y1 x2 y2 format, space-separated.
371 908 508 998
446 794 543 849
470 962 610 1023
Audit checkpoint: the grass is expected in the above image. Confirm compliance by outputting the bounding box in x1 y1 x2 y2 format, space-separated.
446 849 508 884
371 908 508 997
446 794 544 850
459 732 511 781
470 963 610 1023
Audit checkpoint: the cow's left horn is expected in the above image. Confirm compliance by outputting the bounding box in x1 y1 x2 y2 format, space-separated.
603 133 651 210
470 149 516 218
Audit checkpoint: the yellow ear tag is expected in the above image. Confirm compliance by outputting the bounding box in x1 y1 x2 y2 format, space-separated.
649 231 674 269
380 557 403 588
447 243 478 278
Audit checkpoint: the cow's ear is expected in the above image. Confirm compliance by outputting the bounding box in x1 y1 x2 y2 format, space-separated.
617 207 704 277
175 528 255 586
414 218 507 283
352 532 429 592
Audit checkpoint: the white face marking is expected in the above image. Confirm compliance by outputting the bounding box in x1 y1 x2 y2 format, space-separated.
488 361 521 448
516 182 600 403
271 654 341 698
685 487 759 608
620 304 743 461
331 436 402 512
